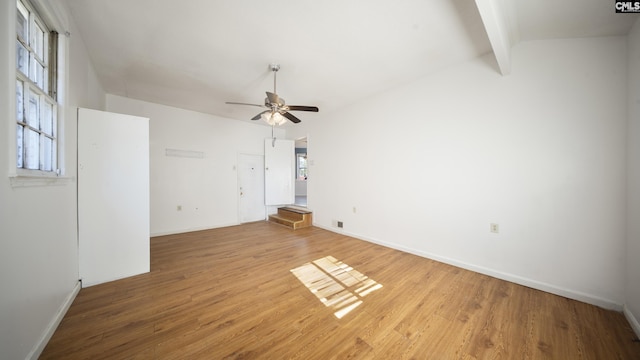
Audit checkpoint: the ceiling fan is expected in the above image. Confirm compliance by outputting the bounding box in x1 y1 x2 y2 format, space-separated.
225 64 319 126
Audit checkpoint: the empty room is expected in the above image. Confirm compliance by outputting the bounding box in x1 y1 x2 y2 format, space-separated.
2 0 640 359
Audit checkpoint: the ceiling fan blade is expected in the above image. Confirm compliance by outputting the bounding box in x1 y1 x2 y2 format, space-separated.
225 101 265 108
281 111 302 124
251 110 270 120
287 105 319 112
266 92 281 105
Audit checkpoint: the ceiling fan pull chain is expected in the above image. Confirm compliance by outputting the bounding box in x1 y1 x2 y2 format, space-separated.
271 125 276 147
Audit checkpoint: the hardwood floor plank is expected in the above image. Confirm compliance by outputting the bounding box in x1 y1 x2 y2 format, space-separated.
40 222 640 359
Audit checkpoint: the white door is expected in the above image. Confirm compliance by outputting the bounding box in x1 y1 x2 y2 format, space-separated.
238 154 265 222
78 108 150 287
265 138 294 205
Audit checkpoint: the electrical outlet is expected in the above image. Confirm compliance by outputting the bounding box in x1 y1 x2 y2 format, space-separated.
490 223 499 233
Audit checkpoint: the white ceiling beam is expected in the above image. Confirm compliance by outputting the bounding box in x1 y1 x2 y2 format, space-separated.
475 0 514 75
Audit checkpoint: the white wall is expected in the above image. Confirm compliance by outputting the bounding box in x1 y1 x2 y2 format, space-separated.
626 18 640 334
299 36 628 309
0 0 105 358
106 95 285 236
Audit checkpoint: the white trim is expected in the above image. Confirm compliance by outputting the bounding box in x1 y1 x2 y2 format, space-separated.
313 223 624 311
27 280 81 360
10 174 72 187
624 305 640 339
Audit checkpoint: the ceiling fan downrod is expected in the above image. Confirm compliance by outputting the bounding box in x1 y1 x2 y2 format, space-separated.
269 64 280 94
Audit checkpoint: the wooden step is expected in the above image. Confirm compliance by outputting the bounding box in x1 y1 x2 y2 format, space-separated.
268 207 312 229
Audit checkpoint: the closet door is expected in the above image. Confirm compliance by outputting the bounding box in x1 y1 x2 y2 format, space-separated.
78 108 150 287
264 138 294 206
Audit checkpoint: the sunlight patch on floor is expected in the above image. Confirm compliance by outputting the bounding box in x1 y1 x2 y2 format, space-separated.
290 256 382 319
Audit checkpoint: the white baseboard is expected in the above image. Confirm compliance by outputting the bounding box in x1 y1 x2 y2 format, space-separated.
624 305 640 339
313 223 623 311
28 280 81 360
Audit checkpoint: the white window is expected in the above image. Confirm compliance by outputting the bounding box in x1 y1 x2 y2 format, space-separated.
297 152 307 180
16 0 58 173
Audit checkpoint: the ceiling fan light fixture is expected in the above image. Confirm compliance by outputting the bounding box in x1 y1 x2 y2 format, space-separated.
225 64 318 125
261 111 287 126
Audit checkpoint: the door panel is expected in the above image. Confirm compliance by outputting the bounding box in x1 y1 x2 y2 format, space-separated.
265 139 294 206
238 154 265 222
78 108 150 287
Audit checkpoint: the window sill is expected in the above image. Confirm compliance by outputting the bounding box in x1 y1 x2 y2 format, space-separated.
10 173 73 188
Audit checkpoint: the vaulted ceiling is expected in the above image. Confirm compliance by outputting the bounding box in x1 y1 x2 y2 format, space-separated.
63 0 638 124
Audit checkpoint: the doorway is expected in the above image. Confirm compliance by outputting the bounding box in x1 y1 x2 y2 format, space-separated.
295 137 308 207
238 154 266 223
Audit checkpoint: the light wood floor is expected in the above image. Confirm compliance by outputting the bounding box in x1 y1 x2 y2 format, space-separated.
41 222 640 359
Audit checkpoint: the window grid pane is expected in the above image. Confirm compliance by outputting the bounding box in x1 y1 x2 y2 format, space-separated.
16 79 24 122
41 100 52 135
16 125 24 168
41 135 52 171
35 60 44 90
27 91 39 128
16 41 28 75
30 53 46 89
16 4 28 41
51 133 57 170
32 22 44 59
24 128 39 170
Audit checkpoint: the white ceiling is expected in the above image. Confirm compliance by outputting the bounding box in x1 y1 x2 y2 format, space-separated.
63 0 638 125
